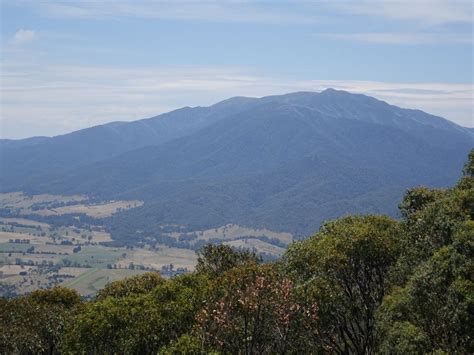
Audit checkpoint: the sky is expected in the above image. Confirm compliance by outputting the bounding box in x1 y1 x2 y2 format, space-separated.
0 0 473 139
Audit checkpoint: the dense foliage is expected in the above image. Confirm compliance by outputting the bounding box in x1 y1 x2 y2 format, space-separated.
1 150 473 354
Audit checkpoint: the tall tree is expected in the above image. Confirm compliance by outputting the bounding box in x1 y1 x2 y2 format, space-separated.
283 215 398 354
0 287 80 354
197 262 318 354
377 222 474 353
195 244 260 278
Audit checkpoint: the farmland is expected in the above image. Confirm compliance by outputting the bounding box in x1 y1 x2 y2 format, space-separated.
0 214 196 297
0 192 292 297
0 192 143 218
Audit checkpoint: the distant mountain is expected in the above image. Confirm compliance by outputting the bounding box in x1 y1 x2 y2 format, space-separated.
1 89 472 242
0 136 50 149
0 97 260 188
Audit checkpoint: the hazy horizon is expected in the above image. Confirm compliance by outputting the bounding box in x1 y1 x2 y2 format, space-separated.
1 0 473 139
1 88 473 140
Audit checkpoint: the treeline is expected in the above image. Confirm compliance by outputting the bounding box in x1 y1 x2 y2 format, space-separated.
1 150 473 354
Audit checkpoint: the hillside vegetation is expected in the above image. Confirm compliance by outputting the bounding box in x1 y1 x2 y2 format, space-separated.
2 90 472 243
1 150 473 354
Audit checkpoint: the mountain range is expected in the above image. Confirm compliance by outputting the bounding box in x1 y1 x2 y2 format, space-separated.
1 89 472 243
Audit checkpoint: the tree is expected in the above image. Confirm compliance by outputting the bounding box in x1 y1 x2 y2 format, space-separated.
195 244 260 277
392 162 473 285
0 287 80 354
377 221 474 353
63 273 210 354
197 262 318 354
159 334 214 355
283 215 398 354
96 272 163 300
456 149 474 190
398 186 444 219
63 293 162 354
463 148 474 177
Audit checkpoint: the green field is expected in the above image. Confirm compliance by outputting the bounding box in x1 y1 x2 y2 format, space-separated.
62 268 149 296
0 243 33 253
65 246 124 267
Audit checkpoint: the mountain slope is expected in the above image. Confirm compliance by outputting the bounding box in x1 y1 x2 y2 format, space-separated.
1 89 472 242
0 97 262 189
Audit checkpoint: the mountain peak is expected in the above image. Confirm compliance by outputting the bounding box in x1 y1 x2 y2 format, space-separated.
320 87 341 94
320 87 357 96
2 88 472 241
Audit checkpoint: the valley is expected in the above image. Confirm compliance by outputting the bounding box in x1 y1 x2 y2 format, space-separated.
0 192 290 297
1 90 473 298
0 214 196 297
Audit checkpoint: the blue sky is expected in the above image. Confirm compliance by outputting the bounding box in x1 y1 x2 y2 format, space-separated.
1 0 473 138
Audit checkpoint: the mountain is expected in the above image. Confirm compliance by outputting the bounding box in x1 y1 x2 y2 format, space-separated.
1 89 472 243
0 136 50 149
0 97 260 189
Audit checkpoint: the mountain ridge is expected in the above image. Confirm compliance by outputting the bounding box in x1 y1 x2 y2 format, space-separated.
1 89 472 243
2 89 471 143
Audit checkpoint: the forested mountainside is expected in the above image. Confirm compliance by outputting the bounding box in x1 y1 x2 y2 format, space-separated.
1 89 472 242
2 150 473 354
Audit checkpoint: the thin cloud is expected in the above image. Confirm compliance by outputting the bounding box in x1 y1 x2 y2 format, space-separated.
13 0 473 26
39 1 323 24
331 0 473 25
10 29 36 45
317 32 473 45
1 63 473 139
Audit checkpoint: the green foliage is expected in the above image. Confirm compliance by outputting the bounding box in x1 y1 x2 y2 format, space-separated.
158 334 212 355
0 287 80 354
63 273 210 354
391 185 473 285
377 222 474 353
95 271 164 300
283 215 398 353
377 321 430 354
197 262 318 353
457 148 474 207
2 150 474 354
462 148 474 177
398 186 444 218
151 273 211 343
29 286 81 307
376 154 474 353
195 244 261 277
63 293 162 354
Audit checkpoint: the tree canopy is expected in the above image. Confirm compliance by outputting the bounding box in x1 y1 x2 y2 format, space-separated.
1 149 473 354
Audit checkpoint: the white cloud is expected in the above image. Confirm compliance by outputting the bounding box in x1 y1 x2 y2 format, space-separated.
1 63 472 139
316 32 473 45
331 0 473 25
36 1 322 24
12 0 470 26
11 29 36 45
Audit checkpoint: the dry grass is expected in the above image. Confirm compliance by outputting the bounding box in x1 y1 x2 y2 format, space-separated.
34 200 144 218
0 192 86 209
186 224 293 245
34 244 76 254
0 218 50 228
0 231 47 244
2 251 70 264
119 246 197 270
90 231 113 243
59 267 93 277
0 191 143 218
224 238 286 256
0 264 35 276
